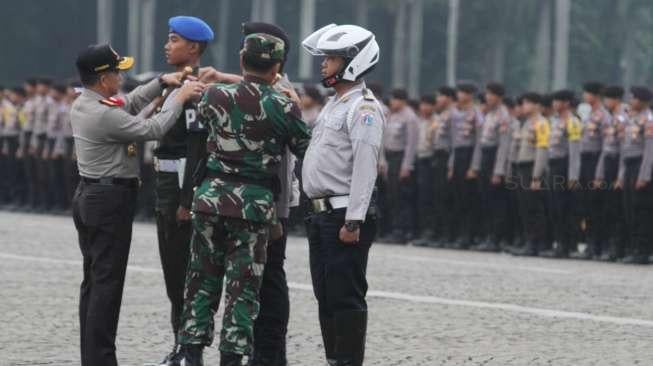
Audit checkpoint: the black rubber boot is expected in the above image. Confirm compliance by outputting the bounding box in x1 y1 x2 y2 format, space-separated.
319 315 337 365
164 345 204 366
220 352 243 366
333 311 367 366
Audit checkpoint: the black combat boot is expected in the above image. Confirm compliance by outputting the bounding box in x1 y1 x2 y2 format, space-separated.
319 315 337 365
333 311 367 366
164 344 204 366
220 352 243 366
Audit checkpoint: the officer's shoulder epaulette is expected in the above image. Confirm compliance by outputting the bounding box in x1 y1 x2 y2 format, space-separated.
99 97 124 107
362 88 375 101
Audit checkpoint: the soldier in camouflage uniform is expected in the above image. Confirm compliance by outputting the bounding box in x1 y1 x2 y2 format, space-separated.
168 33 310 366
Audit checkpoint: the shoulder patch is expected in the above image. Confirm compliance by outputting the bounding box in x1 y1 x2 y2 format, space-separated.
362 88 375 101
361 112 375 126
99 97 124 107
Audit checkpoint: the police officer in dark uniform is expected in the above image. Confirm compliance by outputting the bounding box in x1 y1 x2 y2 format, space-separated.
152 16 215 362
70 43 204 366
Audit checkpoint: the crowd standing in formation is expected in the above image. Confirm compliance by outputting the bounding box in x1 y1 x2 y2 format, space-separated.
2 13 653 366
372 81 653 266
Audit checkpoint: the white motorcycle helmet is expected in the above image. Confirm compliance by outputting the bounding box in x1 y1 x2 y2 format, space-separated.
302 24 380 88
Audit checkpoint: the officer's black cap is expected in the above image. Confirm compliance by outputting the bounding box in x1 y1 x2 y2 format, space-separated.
631 86 653 103
582 81 604 95
242 22 290 60
11 86 26 97
391 88 408 101
541 94 553 108
420 94 435 104
76 44 134 77
504 97 515 109
37 77 52 86
522 92 542 105
485 82 505 97
456 82 477 95
437 86 456 99
603 85 625 99
552 89 575 102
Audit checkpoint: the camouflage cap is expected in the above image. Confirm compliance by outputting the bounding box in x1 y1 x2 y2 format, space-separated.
242 33 285 62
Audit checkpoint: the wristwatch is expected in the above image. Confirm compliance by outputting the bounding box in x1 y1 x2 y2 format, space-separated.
344 220 361 232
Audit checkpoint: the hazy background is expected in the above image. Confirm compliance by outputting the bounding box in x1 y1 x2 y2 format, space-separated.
2 0 652 97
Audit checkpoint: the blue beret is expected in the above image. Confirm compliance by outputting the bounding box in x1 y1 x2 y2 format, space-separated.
168 16 214 42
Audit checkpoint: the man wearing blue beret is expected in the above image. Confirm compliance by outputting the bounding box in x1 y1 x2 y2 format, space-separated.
152 15 223 365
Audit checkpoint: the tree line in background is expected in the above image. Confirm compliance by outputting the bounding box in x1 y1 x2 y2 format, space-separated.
1 0 652 97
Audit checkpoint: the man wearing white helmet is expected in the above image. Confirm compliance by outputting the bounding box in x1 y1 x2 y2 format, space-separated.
302 24 385 366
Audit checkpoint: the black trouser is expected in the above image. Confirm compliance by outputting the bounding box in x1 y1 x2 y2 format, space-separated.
547 158 574 253
451 147 477 242
478 146 510 243
416 156 434 236
34 133 48 209
253 218 290 364
154 171 192 340
307 208 375 364
507 163 523 246
63 138 76 209
384 150 415 237
596 155 625 257
432 150 452 240
623 157 653 258
22 131 36 207
576 152 601 251
3 136 20 204
515 162 547 249
72 180 138 366
47 138 66 210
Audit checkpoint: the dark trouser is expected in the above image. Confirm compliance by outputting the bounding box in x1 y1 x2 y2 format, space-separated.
416 156 434 236
451 147 477 243
623 157 653 258
72 180 138 366
515 162 547 249
575 152 601 252
155 171 192 340
253 218 290 365
596 155 625 257
547 158 574 254
507 163 523 246
47 138 66 210
478 146 510 243
34 133 49 209
22 131 35 208
306 208 375 365
432 150 452 240
3 136 20 203
63 138 76 209
384 150 415 237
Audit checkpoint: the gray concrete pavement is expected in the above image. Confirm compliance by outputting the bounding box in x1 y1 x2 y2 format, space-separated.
1 211 653 365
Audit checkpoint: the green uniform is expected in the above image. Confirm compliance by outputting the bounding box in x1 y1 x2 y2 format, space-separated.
177 68 311 355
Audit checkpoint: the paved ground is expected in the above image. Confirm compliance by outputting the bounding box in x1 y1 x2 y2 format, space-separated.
1 211 653 365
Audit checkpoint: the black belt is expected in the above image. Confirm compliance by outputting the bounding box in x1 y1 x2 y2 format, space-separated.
81 176 140 188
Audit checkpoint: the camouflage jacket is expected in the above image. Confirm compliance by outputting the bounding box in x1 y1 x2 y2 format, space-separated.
192 75 311 223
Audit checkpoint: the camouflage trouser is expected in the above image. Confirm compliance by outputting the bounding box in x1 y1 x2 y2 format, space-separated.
177 213 268 355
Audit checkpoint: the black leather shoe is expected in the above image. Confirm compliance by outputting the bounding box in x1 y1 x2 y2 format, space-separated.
569 250 592 260
164 345 204 366
621 255 649 265
220 352 243 366
510 242 538 257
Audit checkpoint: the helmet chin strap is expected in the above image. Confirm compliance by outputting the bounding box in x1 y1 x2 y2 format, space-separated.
321 62 348 88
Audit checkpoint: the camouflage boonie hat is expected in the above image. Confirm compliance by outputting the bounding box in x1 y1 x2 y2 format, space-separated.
242 33 285 62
